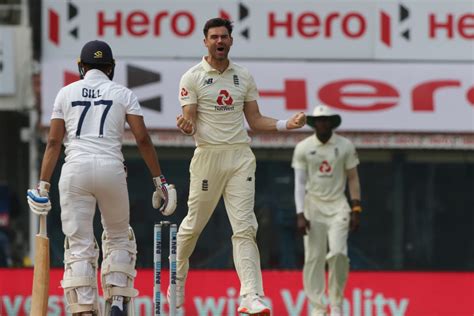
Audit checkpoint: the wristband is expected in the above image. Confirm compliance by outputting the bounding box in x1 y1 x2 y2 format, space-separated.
352 206 362 213
153 175 167 188
38 181 51 192
276 120 288 131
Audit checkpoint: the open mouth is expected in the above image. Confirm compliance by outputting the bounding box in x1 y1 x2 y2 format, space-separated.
217 47 225 52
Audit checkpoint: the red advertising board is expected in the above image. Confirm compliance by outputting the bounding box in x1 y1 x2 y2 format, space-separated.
42 0 474 61
0 269 473 315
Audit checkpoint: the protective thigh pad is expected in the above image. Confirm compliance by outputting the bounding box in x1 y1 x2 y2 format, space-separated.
61 237 101 314
101 226 139 315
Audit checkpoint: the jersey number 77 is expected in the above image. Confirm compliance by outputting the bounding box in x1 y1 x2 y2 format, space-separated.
71 100 113 138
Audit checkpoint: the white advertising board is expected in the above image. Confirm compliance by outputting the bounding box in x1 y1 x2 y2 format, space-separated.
0 27 15 95
42 0 474 61
41 59 474 133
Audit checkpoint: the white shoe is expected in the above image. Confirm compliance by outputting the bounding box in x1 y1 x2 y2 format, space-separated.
167 277 185 308
330 305 342 316
237 294 271 315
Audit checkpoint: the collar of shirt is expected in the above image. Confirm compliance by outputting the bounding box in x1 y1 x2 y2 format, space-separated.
201 56 235 73
84 69 110 80
313 133 336 146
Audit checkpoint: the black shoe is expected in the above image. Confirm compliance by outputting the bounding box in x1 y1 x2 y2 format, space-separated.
110 305 125 316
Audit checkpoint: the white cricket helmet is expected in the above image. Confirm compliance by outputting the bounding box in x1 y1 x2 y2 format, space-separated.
306 105 342 129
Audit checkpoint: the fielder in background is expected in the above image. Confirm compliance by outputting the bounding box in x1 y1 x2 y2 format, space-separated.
175 17 306 315
26 40 177 316
291 105 362 316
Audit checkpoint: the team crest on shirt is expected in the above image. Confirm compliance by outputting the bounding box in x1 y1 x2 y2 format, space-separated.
233 75 239 86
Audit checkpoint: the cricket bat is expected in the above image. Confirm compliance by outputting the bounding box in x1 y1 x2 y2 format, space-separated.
30 214 50 316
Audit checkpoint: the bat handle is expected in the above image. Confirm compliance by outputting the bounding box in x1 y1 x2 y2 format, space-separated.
38 214 47 237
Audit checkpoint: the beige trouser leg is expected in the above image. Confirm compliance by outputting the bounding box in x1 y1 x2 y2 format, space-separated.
303 197 350 313
303 219 327 313
176 145 263 296
223 146 263 296
176 147 226 283
326 211 350 308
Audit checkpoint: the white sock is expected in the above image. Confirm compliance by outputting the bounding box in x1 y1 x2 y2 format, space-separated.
111 296 124 311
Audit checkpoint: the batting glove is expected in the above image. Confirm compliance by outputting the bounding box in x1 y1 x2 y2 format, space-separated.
27 181 52 215
152 175 177 216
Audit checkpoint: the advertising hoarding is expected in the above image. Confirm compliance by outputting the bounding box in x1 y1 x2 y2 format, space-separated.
42 0 474 61
41 60 474 133
1 269 473 315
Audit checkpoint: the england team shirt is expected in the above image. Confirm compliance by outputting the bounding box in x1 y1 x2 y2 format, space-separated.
179 57 259 146
51 69 143 162
292 133 359 201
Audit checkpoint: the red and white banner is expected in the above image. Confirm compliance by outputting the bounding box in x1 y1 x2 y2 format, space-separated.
1 269 473 315
41 60 474 133
42 0 474 61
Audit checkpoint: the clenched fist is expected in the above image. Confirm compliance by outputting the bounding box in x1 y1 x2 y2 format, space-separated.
287 112 306 129
176 114 195 135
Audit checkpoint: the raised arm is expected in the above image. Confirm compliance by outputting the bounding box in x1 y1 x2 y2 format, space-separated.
243 100 306 132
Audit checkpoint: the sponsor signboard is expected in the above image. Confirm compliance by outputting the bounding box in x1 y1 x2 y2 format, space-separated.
0 27 15 95
41 60 474 133
0 269 473 315
42 0 474 61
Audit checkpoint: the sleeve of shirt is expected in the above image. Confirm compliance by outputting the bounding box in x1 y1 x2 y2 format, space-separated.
245 73 259 102
179 72 197 107
51 88 65 120
125 89 143 116
294 168 307 214
291 142 307 171
345 140 360 170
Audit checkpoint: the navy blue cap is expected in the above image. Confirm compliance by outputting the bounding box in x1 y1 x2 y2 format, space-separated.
79 40 114 65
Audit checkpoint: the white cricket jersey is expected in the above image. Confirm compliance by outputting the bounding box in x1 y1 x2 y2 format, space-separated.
51 69 143 162
292 133 359 201
178 57 259 146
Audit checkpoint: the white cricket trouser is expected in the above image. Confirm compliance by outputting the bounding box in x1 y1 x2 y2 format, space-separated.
303 195 350 312
59 156 133 304
177 144 264 296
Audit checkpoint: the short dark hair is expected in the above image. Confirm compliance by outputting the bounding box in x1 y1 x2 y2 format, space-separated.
203 18 233 37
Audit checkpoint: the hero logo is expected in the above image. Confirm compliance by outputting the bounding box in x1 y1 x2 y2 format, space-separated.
265 5 474 43
267 10 368 39
220 3 251 39
380 4 411 47
259 79 474 112
97 10 196 37
380 4 474 47
48 3 79 45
